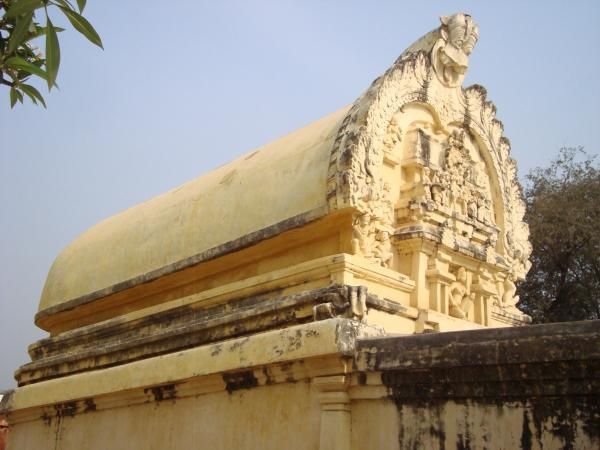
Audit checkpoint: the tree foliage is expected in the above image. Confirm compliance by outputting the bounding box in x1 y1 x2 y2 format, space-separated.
0 0 102 108
518 147 600 322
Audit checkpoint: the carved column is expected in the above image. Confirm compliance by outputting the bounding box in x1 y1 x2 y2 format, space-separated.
313 375 351 450
403 240 437 310
426 251 454 314
410 251 429 309
471 270 496 326
426 269 453 314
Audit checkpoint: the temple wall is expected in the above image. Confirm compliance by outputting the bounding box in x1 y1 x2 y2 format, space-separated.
354 320 600 450
3 320 598 450
7 383 598 450
352 397 598 450
7 382 322 450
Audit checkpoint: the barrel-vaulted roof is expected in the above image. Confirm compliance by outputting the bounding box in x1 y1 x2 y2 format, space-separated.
39 106 350 315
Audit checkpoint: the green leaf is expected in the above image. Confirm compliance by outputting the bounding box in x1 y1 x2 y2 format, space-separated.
20 83 47 107
76 0 86 13
4 56 48 81
8 12 34 53
20 87 38 105
45 17 61 90
5 0 44 18
10 88 18 108
16 89 24 103
25 25 65 42
52 0 75 10
58 6 103 49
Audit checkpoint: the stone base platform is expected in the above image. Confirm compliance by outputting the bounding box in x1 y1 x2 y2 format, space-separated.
2 320 598 450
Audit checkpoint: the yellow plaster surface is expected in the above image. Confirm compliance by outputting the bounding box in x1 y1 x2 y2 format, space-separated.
8 383 322 450
40 106 350 312
9 319 355 411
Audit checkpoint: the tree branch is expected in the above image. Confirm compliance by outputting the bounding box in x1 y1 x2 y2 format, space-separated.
0 76 15 87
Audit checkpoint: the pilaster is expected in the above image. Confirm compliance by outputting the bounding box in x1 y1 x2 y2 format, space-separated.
313 375 351 450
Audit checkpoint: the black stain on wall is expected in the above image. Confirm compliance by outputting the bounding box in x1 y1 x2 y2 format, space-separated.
357 372 367 386
521 410 533 449
222 370 258 394
54 401 77 418
456 432 471 450
144 383 177 402
83 398 97 413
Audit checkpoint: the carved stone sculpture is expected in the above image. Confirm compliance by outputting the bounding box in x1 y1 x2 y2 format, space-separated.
502 275 520 312
352 213 374 258
383 117 402 151
312 285 368 322
351 211 394 269
422 167 433 200
373 230 393 268
325 12 530 322
448 267 475 319
430 170 447 207
432 13 479 87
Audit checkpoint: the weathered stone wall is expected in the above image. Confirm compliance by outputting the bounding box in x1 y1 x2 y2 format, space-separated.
7 382 321 450
4 319 598 450
355 321 600 450
352 397 598 450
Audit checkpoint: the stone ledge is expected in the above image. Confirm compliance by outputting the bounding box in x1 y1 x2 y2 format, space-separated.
354 321 600 403
19 252 416 386
20 284 402 386
379 363 600 398
356 320 600 371
491 304 532 325
9 318 382 415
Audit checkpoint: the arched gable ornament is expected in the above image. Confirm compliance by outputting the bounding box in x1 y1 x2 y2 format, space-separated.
326 13 531 311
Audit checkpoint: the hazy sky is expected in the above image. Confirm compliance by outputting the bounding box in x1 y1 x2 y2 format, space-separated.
1 1 599 388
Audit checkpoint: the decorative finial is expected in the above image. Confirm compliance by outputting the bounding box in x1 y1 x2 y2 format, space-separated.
432 13 479 87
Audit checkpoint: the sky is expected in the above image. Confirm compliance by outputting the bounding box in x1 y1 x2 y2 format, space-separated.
0 1 599 388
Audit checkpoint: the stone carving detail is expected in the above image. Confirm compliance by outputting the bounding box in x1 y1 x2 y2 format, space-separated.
327 13 482 215
431 14 479 88
446 131 493 224
464 85 532 281
327 53 430 267
313 285 368 322
424 167 448 208
352 213 374 257
350 182 394 268
418 129 494 227
383 117 403 151
501 274 520 313
373 229 393 268
326 13 531 317
416 129 431 162
448 267 475 319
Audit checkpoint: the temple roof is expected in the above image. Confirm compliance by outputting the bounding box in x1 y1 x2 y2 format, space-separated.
37 13 532 333
39 106 350 315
